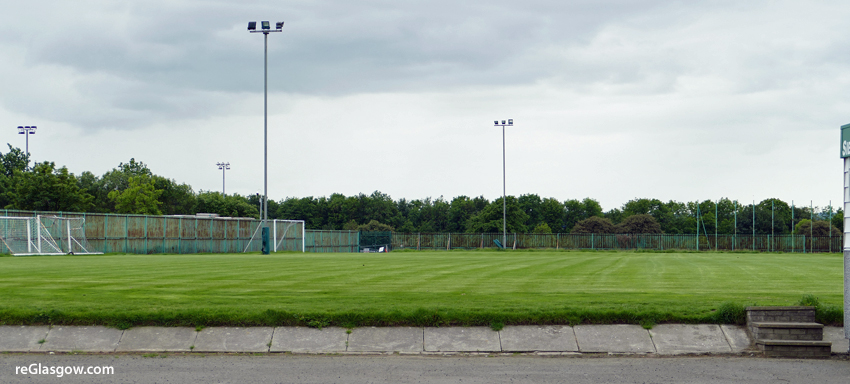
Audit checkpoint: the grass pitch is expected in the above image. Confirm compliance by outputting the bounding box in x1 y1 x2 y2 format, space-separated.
0 250 842 328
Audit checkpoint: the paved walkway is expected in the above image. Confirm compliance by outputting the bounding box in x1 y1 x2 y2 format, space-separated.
0 325 846 355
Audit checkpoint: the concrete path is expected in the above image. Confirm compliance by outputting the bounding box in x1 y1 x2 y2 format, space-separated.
1 324 847 355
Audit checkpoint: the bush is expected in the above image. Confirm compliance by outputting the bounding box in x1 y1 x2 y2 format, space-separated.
531 223 552 233
358 220 394 232
715 302 746 325
570 216 615 234
615 214 662 234
797 294 843 326
794 220 841 236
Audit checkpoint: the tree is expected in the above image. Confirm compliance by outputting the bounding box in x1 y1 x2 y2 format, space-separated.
447 195 488 232
531 222 552 233
538 197 565 233
8 161 93 212
564 198 603 231
466 196 529 233
0 144 29 177
195 192 259 218
358 220 394 232
153 176 195 215
277 196 320 228
108 176 163 215
570 216 615 234
615 214 662 234
795 219 841 236
518 194 543 229
832 210 843 232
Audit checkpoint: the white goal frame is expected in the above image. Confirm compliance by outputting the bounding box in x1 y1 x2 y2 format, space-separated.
0 215 102 256
242 219 306 253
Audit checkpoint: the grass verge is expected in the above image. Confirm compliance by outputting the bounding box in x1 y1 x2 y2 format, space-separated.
0 251 842 328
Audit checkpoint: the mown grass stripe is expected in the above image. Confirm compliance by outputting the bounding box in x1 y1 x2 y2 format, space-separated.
0 250 842 328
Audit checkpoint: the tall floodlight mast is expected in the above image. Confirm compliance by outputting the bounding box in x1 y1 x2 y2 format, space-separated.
248 20 283 254
494 119 513 248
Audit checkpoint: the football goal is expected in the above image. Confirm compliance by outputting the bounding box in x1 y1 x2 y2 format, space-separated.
242 219 306 253
0 215 102 256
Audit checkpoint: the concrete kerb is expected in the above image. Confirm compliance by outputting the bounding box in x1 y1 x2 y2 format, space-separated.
425 327 501 352
270 327 348 353
649 324 732 355
823 326 849 354
574 325 655 353
499 325 578 352
348 327 423 352
0 325 50 352
115 327 197 352
40 326 123 353
16 324 843 356
720 325 752 353
193 327 274 353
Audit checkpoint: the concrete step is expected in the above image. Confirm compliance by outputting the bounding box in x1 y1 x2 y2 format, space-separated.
749 322 824 341
746 306 815 323
756 339 832 358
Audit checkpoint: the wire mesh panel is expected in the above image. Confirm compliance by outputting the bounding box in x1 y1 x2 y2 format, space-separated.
306 230 359 253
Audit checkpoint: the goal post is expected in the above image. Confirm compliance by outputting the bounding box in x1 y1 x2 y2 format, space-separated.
243 219 305 253
273 219 305 253
0 215 101 256
0 217 35 255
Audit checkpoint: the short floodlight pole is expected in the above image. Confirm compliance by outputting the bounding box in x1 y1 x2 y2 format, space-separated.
248 20 283 229
217 162 230 195
494 119 514 248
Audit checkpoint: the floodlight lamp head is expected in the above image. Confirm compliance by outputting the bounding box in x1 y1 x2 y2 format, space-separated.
261 21 270 30
508 119 513 125
248 21 256 31
276 21 284 29
501 120 506 125
494 120 498 125
18 126 24 134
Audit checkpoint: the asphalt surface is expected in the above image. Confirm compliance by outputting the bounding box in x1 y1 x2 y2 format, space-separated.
3 354 850 384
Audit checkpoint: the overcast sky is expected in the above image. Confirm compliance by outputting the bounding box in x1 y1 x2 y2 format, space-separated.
1 0 848 211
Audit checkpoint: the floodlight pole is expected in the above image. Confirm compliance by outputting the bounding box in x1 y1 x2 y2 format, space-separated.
264 31 268 225
494 119 513 248
17 126 36 166
840 123 850 351
248 21 283 228
217 162 230 195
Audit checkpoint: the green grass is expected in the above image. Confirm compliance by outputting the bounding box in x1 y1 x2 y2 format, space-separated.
0 250 843 327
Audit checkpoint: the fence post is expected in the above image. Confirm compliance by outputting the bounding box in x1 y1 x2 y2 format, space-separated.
144 216 148 254
163 218 169 253
178 218 183 254
124 215 129 253
103 214 109 254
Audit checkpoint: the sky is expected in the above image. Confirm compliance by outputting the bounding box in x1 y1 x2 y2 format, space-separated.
1 0 848 212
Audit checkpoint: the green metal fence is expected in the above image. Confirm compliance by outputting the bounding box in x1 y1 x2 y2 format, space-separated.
0 209 841 254
0 210 359 254
391 232 844 253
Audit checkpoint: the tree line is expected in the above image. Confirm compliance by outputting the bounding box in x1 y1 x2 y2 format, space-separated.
0 145 842 235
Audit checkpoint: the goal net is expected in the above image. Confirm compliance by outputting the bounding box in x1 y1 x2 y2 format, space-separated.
243 219 306 253
0 215 101 256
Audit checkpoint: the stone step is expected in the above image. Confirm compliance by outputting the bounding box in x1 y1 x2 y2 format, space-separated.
756 339 832 358
749 322 824 341
746 306 815 323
